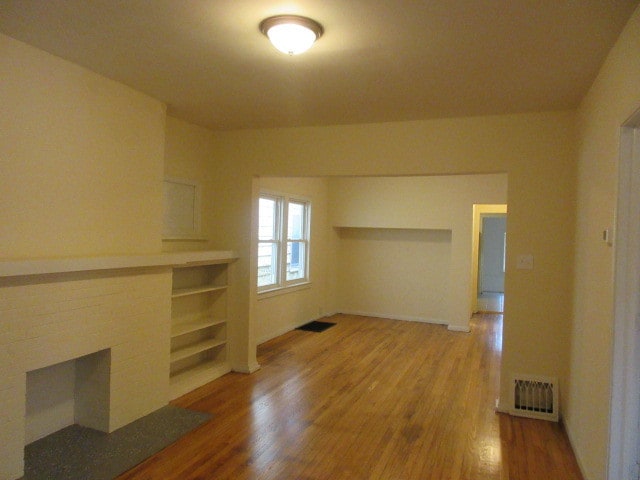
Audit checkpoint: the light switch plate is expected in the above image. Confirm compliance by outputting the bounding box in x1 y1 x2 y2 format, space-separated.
517 254 534 270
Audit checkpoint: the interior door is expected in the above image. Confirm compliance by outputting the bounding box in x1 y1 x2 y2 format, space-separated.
479 215 506 293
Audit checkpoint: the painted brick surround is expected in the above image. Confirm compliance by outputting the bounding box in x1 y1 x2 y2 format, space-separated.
0 266 172 480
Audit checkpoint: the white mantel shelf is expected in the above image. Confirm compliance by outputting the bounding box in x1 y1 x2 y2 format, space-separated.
0 250 237 278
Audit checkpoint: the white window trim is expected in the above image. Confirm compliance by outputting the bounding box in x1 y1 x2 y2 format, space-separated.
257 281 312 300
257 191 311 295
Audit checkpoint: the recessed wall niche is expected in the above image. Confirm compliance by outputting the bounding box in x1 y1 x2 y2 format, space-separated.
25 349 111 444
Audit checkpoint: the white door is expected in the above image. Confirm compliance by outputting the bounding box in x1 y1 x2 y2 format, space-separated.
609 115 640 480
479 215 506 293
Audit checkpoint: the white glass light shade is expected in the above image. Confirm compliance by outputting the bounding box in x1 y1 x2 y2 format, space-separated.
260 16 323 55
267 23 316 55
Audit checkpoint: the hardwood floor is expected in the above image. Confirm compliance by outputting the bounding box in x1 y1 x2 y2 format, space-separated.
117 314 583 479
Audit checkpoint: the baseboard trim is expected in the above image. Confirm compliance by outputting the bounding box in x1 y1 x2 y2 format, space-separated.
447 324 471 333
339 310 448 326
257 311 467 345
257 312 337 345
495 398 510 414
561 416 589 480
231 361 261 374
258 325 296 345
496 399 586 478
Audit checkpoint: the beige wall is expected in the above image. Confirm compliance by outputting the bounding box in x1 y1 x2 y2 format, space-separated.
329 174 507 329
162 116 221 252
250 174 506 339
330 175 507 229
567 6 640 480
209 111 576 410
1 18 606 476
254 176 332 343
163 116 257 372
335 227 452 323
0 34 166 259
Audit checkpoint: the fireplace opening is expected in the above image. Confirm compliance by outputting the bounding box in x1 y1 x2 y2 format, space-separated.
25 349 111 444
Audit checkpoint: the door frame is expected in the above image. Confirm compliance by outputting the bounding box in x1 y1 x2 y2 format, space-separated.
471 204 507 313
608 111 640 479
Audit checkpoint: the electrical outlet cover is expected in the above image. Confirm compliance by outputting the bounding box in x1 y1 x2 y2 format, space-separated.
516 254 534 270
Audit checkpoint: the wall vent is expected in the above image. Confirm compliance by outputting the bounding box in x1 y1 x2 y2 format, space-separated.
510 374 559 422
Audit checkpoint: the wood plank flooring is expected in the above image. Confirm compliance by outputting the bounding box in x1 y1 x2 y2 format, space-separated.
117 314 583 479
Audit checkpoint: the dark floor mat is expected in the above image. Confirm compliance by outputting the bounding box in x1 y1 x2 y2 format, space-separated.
296 321 336 332
23 405 211 480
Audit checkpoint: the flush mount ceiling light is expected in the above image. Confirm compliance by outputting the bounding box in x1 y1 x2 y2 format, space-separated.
259 15 323 55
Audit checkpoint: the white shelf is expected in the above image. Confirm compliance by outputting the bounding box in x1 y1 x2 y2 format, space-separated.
0 250 237 278
170 360 231 400
171 284 227 298
171 318 226 338
169 257 233 400
170 338 226 363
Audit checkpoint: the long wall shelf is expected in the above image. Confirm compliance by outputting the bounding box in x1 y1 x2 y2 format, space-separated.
0 249 236 278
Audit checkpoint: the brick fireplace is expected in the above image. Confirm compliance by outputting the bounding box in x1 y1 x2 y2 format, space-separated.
0 256 175 480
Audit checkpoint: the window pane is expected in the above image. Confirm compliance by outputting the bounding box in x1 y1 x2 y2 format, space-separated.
259 198 277 240
288 201 305 240
257 242 278 287
286 241 305 281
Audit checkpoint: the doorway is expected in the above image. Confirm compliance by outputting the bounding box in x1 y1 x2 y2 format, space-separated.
478 214 506 313
608 111 640 480
471 204 507 314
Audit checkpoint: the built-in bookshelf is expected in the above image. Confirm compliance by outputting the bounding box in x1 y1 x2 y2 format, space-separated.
169 254 236 400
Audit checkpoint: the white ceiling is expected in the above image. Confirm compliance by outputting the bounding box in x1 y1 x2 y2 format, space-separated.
0 1 637 131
